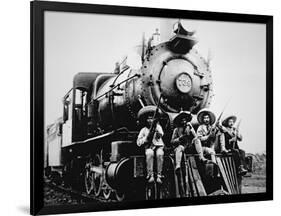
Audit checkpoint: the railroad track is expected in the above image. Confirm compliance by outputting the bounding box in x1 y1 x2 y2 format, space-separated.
45 179 117 204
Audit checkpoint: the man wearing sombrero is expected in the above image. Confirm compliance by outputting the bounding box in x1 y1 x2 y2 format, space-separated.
220 115 247 175
171 111 198 171
195 108 217 164
136 106 165 184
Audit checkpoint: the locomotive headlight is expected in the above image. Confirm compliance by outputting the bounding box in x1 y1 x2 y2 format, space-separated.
176 73 192 93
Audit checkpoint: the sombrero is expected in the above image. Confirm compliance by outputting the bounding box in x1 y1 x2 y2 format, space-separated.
197 108 216 125
222 115 237 127
137 105 162 121
173 111 192 126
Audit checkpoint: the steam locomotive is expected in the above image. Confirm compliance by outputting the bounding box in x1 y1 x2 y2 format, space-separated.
45 22 241 201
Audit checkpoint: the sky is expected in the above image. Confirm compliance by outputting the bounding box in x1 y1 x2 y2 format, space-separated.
44 11 266 153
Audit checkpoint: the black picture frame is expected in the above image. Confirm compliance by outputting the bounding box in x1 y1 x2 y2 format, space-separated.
31 1 273 215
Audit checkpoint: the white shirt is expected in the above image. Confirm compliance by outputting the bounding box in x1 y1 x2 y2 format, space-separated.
137 124 164 147
197 124 212 142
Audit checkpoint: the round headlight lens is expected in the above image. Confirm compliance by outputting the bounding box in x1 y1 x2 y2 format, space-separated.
176 73 192 93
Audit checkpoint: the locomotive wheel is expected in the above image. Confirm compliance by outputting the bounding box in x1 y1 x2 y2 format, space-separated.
84 168 94 195
103 185 112 200
145 182 157 200
93 154 102 197
114 190 125 201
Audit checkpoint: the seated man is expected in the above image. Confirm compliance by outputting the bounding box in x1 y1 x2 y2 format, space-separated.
220 115 247 175
137 106 165 184
195 109 218 164
171 111 197 172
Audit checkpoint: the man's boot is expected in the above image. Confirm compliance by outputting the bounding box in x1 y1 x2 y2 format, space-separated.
147 172 154 183
238 165 247 176
221 146 229 154
156 173 163 184
220 134 228 154
194 138 208 163
175 146 183 171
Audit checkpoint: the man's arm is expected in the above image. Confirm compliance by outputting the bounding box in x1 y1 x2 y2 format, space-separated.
188 123 197 138
237 131 243 141
156 124 164 136
155 124 164 140
219 125 229 133
137 128 147 146
232 127 242 141
171 128 181 146
197 125 210 142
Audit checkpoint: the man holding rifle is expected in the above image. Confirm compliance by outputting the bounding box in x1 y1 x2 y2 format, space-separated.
195 108 219 164
171 111 199 171
219 115 247 175
137 106 165 184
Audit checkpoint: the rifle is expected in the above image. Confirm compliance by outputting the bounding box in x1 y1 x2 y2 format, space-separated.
209 100 231 138
209 109 225 139
145 95 163 148
230 119 242 149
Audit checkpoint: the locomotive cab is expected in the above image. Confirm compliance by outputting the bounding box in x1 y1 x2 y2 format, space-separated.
61 72 116 145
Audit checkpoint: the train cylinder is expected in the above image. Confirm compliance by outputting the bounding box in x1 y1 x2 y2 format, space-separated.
105 158 133 191
105 140 142 190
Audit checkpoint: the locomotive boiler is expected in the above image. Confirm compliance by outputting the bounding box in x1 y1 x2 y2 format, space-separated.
91 22 213 133
45 22 241 201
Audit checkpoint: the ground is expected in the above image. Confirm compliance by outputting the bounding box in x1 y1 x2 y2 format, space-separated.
242 153 266 194
242 173 266 194
44 184 86 205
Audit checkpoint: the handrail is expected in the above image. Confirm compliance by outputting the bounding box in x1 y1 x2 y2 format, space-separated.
94 73 141 101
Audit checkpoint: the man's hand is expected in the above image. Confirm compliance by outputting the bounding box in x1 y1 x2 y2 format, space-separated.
143 139 150 148
146 133 153 142
185 125 191 133
229 136 237 143
179 134 188 143
155 131 162 140
216 123 223 131
209 131 216 140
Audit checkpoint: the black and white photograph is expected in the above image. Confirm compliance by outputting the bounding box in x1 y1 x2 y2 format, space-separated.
30 1 273 215
44 13 266 199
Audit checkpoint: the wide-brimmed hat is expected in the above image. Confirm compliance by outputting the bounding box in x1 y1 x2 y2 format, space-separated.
137 105 162 121
173 111 192 126
197 108 216 125
222 115 237 127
